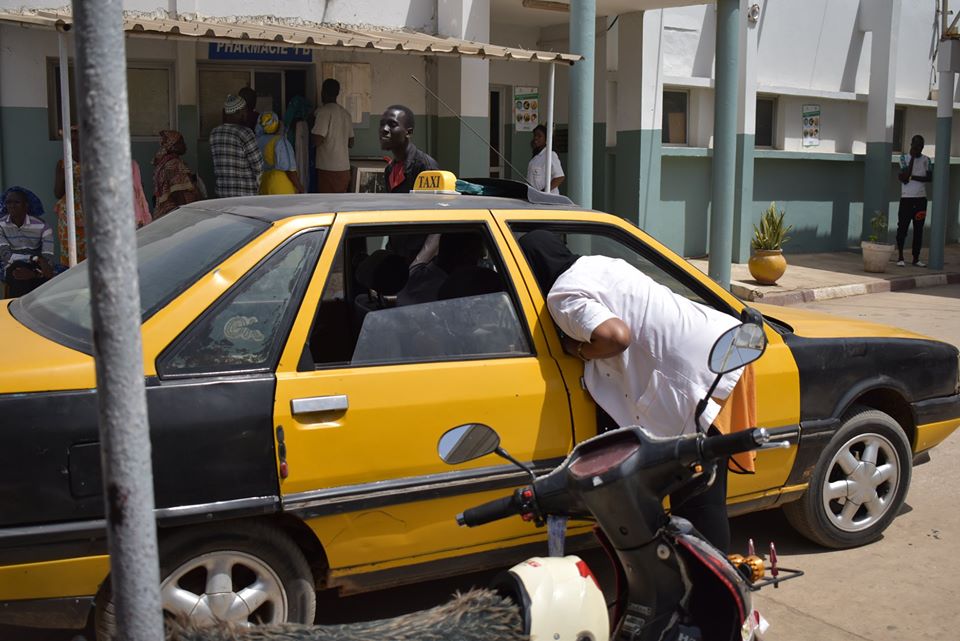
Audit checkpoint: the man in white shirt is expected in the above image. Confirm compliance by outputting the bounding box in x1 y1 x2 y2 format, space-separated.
518 230 755 553
312 79 355 193
526 125 564 194
896 134 932 267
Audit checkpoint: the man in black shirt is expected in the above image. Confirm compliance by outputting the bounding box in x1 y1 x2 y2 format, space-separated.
380 105 439 193
380 105 441 264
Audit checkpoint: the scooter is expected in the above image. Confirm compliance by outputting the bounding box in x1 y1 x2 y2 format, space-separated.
436 315 802 641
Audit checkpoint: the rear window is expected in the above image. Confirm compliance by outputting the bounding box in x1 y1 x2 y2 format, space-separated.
12 208 268 352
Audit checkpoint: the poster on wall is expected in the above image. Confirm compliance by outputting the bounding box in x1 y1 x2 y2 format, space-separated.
802 104 821 147
322 62 372 127
514 86 540 132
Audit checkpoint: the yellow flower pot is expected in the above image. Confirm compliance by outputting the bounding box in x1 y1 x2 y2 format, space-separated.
748 249 787 285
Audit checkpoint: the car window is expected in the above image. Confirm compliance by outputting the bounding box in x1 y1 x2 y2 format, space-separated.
159 230 325 377
307 224 532 368
513 225 709 305
13 208 268 352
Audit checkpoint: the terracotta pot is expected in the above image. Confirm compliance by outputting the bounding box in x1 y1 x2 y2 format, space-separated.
748 249 787 285
861 240 894 273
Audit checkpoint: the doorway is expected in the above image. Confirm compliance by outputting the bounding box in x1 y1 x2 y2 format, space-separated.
489 86 512 179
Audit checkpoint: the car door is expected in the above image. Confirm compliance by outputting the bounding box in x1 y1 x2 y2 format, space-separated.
273 209 574 574
492 211 802 506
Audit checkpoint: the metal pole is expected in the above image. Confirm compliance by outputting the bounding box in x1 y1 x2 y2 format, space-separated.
931 68 953 270
545 63 556 193
569 0 595 207
57 26 78 267
708 0 741 290
71 2 164 641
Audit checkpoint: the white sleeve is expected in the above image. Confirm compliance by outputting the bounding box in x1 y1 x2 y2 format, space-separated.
547 286 616 343
550 152 564 178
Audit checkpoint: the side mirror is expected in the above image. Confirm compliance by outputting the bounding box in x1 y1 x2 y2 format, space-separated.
438 423 501 465
709 322 767 374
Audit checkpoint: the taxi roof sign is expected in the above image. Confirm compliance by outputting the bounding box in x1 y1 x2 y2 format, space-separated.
412 170 458 194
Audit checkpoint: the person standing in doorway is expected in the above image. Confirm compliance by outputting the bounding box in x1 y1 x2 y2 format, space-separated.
238 86 260 131
312 79 355 193
256 112 304 195
896 134 931 267
526 124 564 195
210 94 264 198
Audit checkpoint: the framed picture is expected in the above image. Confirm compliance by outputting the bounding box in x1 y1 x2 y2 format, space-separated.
352 159 388 193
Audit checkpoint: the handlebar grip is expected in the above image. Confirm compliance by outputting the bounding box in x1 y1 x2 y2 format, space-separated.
700 428 769 460
457 493 520 527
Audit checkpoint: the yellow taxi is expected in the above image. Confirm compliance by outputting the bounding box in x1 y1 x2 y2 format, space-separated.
1 171 958 634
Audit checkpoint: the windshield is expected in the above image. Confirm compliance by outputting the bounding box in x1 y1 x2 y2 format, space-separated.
13 207 268 351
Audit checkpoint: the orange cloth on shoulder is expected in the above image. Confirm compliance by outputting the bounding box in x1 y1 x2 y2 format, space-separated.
711 363 758 473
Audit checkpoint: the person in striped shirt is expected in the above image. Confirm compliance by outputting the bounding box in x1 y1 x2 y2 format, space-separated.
0 186 54 298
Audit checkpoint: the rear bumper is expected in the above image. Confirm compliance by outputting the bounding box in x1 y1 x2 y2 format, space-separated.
0 596 93 629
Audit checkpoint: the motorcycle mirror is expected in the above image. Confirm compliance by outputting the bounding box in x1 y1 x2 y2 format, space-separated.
438 423 501 465
708 322 768 375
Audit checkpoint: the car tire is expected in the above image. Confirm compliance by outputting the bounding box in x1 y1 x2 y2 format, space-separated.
783 405 912 549
94 521 316 640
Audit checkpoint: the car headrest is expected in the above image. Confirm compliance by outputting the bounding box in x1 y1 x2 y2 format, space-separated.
356 249 409 296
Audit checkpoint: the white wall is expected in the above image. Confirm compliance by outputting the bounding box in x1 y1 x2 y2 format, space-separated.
0 26 176 109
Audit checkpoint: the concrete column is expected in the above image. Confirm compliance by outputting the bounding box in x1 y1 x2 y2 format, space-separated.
436 0 490 178
614 11 664 229
708 0 741 289
860 0 901 239
931 39 959 270
176 41 199 172
732 0 760 264
569 0 596 207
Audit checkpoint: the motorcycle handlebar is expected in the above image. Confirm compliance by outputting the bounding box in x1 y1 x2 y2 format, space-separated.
700 428 769 460
456 492 521 527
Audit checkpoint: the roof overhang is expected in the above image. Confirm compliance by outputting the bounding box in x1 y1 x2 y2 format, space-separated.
0 10 581 65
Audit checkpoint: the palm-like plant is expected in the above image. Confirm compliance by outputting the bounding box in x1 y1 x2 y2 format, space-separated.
751 202 792 251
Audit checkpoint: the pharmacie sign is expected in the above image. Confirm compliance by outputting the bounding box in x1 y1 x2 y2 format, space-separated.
209 43 313 62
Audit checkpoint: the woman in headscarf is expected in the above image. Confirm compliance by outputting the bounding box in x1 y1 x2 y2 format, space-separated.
0 186 54 297
54 126 85 265
256 111 304 195
152 130 203 219
284 95 313 190
517 230 757 553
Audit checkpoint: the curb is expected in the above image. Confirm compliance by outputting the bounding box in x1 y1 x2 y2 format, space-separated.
733 271 960 306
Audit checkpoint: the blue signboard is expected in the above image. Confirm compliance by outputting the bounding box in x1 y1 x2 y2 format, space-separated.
208 42 313 62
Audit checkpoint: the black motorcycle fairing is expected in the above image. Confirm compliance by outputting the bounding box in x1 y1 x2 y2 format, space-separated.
673 532 751 641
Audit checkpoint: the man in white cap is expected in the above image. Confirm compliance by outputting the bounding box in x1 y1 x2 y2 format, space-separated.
209 94 264 197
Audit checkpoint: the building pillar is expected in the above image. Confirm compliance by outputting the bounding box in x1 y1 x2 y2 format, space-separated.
931 39 959 270
860 0 901 239
732 0 760 264
614 12 663 229
569 0 596 207
176 41 198 172
436 0 489 178
708 0 741 289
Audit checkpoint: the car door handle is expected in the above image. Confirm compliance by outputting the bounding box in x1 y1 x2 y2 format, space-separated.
291 395 349 416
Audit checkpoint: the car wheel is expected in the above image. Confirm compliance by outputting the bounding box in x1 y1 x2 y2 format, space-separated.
94 521 316 639
783 405 912 549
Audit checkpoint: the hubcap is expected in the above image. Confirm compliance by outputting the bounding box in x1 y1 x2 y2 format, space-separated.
160 551 287 626
821 432 900 532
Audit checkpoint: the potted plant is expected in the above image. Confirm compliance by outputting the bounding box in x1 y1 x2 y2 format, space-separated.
748 202 792 285
861 211 895 273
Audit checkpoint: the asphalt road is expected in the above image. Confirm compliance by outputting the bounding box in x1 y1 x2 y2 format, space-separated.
6 285 960 640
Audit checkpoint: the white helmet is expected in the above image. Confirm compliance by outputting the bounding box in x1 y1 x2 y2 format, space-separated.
494 555 609 641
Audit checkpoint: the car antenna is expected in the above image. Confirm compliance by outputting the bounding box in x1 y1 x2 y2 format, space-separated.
410 74 536 189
